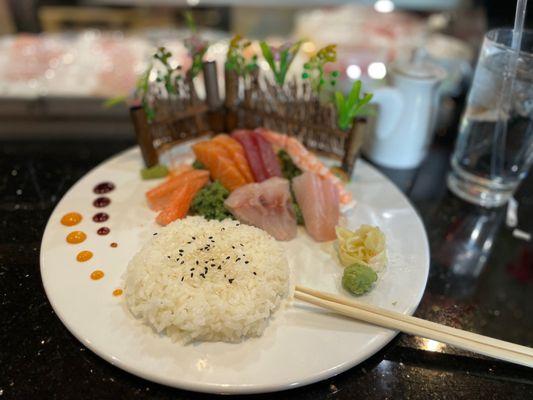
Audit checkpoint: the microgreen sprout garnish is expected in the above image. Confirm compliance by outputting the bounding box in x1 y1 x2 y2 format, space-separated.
183 11 209 79
136 62 155 121
302 44 339 95
225 34 258 76
259 40 303 86
154 47 183 94
335 80 373 130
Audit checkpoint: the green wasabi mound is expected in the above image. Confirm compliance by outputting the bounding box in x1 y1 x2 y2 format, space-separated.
191 181 233 221
342 263 377 296
140 164 169 180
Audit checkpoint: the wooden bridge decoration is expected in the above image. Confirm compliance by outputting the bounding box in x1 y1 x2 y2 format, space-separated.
130 60 373 176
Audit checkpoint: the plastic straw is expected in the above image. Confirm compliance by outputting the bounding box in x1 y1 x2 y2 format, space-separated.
491 0 528 178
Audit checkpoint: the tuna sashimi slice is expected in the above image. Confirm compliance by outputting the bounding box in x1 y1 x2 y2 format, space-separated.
292 171 339 242
224 177 297 241
253 132 282 178
155 174 209 226
211 134 254 183
192 141 248 191
231 130 268 182
146 169 209 211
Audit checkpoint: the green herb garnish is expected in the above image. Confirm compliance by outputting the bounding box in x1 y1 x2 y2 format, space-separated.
335 80 373 131
140 164 169 180
302 44 339 95
192 160 206 170
278 149 302 181
226 34 258 76
183 12 208 79
260 40 303 86
292 200 304 225
342 263 377 296
191 181 233 221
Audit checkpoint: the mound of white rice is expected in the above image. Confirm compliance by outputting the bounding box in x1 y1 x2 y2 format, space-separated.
124 216 290 343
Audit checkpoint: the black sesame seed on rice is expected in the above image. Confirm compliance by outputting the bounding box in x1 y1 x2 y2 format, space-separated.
228 279 234 284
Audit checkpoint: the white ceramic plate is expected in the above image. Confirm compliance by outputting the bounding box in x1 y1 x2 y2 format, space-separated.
40 145 429 394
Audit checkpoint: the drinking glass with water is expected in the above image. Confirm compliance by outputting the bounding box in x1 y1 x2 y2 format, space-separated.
448 28 533 207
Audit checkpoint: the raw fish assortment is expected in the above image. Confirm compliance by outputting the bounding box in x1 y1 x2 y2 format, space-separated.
144 128 349 241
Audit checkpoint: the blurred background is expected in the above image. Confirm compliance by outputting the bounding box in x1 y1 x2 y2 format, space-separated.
0 0 531 139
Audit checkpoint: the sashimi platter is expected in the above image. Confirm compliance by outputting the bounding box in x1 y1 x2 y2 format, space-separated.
40 33 429 394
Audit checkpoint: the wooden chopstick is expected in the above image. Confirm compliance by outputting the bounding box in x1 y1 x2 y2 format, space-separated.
294 286 533 368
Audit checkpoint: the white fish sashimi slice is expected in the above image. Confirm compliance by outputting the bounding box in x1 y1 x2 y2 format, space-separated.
224 177 297 241
293 172 339 242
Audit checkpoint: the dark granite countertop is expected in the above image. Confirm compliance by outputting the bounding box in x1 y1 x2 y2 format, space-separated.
1 138 532 399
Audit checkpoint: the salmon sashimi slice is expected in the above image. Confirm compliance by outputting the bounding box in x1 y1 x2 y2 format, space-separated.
224 177 297 241
257 128 354 206
292 171 339 242
232 130 270 182
155 174 209 226
192 141 248 191
253 132 283 178
146 169 209 211
211 134 255 183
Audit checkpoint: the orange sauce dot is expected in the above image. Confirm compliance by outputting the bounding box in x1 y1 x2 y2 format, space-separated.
110 242 118 248
66 231 87 244
61 212 82 226
76 250 93 262
90 270 104 280
112 288 123 297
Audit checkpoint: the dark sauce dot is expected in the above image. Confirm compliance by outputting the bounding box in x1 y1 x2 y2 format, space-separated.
93 197 111 208
93 182 115 194
97 227 110 235
110 242 118 248
92 212 109 223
